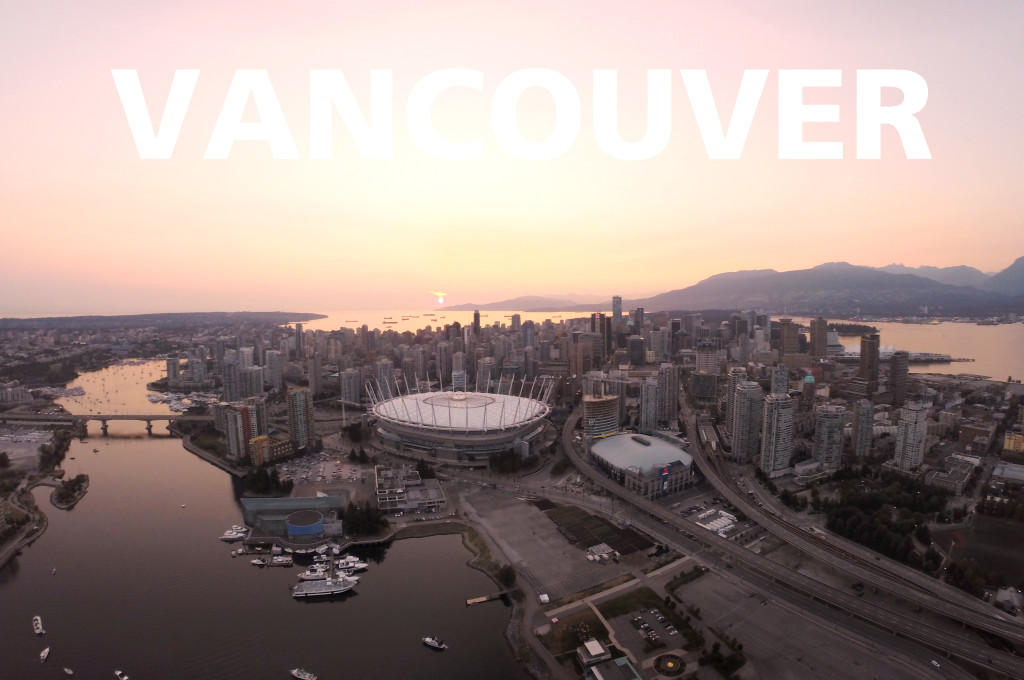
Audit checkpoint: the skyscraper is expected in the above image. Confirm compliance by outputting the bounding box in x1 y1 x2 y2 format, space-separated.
859 333 880 396
612 296 622 324
627 335 646 366
472 310 480 334
633 307 645 329
265 350 283 391
890 350 910 408
894 402 928 471
725 367 747 436
287 387 316 452
778 317 800 355
657 363 679 425
771 364 789 396
340 367 361 404
813 404 845 472
852 398 874 457
760 393 794 478
730 381 763 462
639 377 659 434
222 360 241 403
307 356 322 396
810 317 828 358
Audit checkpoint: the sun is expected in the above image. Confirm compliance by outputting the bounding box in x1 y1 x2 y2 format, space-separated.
427 290 447 305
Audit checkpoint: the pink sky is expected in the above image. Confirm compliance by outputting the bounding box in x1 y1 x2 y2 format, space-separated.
1 1 1021 315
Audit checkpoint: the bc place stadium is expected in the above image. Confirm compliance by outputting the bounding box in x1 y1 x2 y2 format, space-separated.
367 378 556 460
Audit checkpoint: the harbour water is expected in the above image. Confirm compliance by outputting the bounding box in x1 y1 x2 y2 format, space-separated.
0 362 526 680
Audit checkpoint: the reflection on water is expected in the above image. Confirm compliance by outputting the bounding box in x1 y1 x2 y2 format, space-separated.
0 361 525 680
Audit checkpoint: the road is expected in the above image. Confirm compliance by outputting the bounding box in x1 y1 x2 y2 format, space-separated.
557 408 1024 677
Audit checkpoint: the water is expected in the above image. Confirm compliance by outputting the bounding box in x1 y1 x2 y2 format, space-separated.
296 309 593 334
0 362 525 680
792 318 1024 382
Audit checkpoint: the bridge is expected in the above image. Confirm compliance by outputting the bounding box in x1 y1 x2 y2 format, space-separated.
0 412 214 435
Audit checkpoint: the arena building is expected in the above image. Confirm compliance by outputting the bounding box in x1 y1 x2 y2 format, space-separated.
588 433 693 499
370 388 553 460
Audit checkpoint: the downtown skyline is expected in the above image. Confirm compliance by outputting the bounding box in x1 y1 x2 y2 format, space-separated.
1 1 1022 315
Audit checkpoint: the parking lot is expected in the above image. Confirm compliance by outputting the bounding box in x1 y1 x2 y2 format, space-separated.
463 490 632 600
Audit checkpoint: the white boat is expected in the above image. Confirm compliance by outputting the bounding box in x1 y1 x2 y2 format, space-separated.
298 566 330 581
64 668 74 676
336 556 368 571
423 635 448 650
33 616 45 635
251 558 268 566
291 669 317 680
115 671 129 680
41 647 50 661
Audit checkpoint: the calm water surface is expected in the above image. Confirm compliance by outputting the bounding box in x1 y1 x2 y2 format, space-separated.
0 362 524 680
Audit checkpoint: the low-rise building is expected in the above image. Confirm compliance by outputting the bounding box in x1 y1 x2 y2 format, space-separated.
374 465 447 514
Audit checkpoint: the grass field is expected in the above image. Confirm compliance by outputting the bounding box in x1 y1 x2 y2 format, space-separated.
944 515 1024 585
545 505 653 555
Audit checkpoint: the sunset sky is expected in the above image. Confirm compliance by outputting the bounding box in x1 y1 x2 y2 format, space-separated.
1 1 1021 315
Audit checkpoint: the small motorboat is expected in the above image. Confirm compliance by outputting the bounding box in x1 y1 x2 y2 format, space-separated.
423 635 448 650
63 668 74 676
41 647 50 661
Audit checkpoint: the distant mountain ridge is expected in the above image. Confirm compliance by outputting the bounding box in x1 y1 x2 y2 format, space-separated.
439 295 583 311
455 259 1024 316
875 263 992 288
983 256 1024 296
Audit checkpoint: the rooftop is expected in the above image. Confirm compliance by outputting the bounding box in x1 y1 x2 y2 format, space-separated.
590 434 692 473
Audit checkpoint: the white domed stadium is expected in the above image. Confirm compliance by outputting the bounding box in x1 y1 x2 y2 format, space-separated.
370 389 553 461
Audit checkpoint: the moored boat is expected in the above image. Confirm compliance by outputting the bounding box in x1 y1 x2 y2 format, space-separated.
33 616 45 635
251 558 268 566
291 576 355 598
290 668 317 680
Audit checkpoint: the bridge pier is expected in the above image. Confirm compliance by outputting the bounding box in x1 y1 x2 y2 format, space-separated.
145 420 153 435
100 420 109 436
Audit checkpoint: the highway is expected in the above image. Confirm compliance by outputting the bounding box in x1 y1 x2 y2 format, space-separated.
676 399 1024 646
557 409 1024 677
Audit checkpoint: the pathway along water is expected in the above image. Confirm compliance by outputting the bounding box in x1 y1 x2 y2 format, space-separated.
0 361 526 680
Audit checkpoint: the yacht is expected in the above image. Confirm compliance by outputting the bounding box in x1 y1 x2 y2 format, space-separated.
291 576 355 598
41 647 50 661
115 672 129 680
33 616 45 635
297 566 330 581
336 556 368 571
251 558 268 567
64 668 74 676
422 635 448 650
270 555 294 567
290 669 317 680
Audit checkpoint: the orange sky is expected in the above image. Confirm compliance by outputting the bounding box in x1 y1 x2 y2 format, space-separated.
1 1 1021 315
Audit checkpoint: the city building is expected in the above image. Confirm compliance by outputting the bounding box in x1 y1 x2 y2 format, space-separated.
583 394 619 438
587 433 693 499
287 387 316 453
813 404 845 472
860 333 880 396
374 465 447 514
851 398 874 457
760 393 794 478
890 350 910 408
893 402 928 471
725 367 747 436
656 363 679 425
730 381 763 462
810 316 828 357
639 376 659 434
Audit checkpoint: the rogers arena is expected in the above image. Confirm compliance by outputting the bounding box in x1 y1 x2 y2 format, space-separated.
370 390 552 460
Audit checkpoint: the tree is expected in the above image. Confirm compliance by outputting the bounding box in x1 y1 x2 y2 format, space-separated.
497 564 517 588
0 451 9 468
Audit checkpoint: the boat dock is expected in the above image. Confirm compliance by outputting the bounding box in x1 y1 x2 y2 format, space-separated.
466 590 509 606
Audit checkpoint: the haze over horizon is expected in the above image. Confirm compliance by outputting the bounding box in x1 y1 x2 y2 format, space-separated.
2 1 1022 316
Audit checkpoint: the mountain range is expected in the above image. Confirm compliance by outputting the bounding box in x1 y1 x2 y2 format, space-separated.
440 259 1024 316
